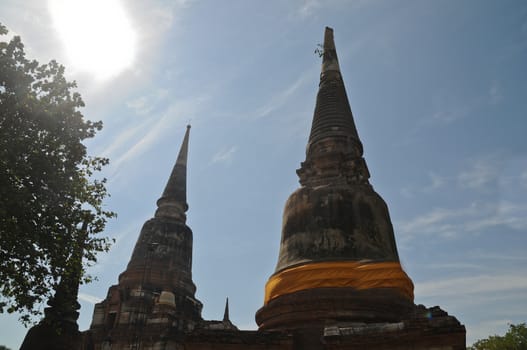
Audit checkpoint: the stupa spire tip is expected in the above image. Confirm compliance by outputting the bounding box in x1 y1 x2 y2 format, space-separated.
223 297 230 322
155 126 190 220
324 27 335 48
321 27 340 74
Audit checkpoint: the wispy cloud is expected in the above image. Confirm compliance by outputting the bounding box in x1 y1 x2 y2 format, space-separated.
109 95 209 180
520 170 527 189
210 146 237 165
398 205 474 238
100 119 152 160
415 273 527 298
427 103 473 124
295 0 369 19
298 0 321 18
400 172 447 197
254 69 314 119
489 81 503 105
458 157 501 190
78 292 103 304
467 250 527 262
397 200 527 239
126 89 169 115
417 91 485 129
110 117 170 173
131 0 195 39
401 155 526 198
416 79 503 135
419 262 483 270
426 172 446 192
466 201 527 231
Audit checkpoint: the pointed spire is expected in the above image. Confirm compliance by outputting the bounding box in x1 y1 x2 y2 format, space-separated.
223 297 230 322
155 125 191 221
307 27 361 157
320 26 341 78
298 27 370 186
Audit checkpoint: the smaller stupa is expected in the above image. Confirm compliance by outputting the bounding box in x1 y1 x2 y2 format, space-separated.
87 125 204 348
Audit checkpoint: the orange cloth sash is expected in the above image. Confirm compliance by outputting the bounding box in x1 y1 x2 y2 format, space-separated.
264 261 414 305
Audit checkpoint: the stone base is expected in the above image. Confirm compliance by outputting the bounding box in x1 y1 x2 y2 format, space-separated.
256 287 415 330
321 305 466 349
84 304 465 349
186 307 466 349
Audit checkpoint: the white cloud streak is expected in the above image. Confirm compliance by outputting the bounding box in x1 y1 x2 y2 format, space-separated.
397 155 527 238
520 170 527 189
78 292 103 304
295 0 370 19
397 200 527 239
401 172 448 197
428 105 472 124
254 69 314 119
298 0 321 18
100 120 152 160
415 273 527 298
419 95 482 128
467 251 527 262
129 0 194 41
458 158 501 190
211 146 237 164
426 172 446 191
419 262 483 270
489 80 503 105
108 94 209 182
126 89 169 115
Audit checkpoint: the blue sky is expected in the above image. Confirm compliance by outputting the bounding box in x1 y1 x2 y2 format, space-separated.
1 0 527 348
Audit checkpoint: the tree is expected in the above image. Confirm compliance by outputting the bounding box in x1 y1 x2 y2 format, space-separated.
0 23 115 323
469 323 527 350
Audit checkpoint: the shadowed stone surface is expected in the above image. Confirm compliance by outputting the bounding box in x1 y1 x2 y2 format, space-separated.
277 184 399 270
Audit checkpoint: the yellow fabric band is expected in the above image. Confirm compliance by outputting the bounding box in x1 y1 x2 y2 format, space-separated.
264 261 414 305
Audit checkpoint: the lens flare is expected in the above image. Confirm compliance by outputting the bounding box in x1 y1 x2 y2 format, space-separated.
48 0 137 81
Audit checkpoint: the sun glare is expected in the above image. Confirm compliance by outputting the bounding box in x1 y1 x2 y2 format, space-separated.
48 0 137 81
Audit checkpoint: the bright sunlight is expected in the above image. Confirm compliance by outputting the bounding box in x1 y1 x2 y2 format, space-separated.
48 0 137 81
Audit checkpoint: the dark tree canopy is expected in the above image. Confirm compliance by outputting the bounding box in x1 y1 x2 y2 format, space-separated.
0 23 115 323
469 323 527 350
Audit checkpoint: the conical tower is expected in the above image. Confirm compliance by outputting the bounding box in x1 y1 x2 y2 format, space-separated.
256 27 414 331
88 126 203 347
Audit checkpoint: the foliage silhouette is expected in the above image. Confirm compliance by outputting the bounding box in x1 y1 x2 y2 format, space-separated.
469 323 527 350
0 23 115 324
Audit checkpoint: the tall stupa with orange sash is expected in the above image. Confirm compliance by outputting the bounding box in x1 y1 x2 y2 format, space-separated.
257 27 419 330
